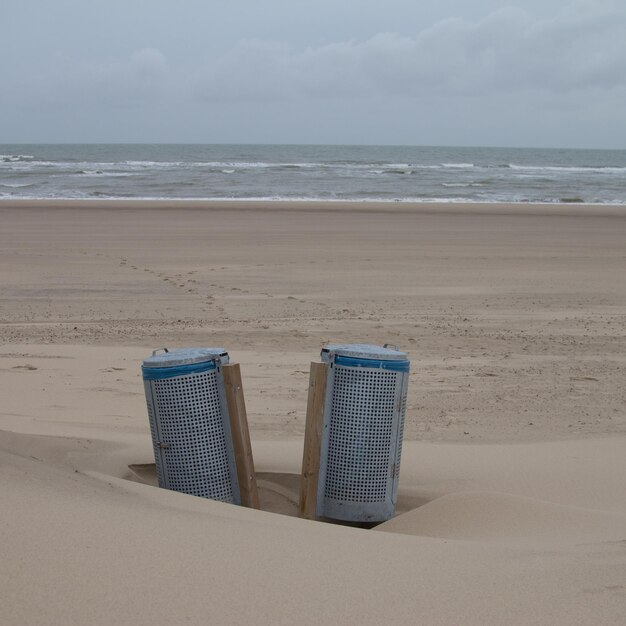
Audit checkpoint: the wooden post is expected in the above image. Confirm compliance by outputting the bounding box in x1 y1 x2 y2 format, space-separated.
298 361 328 519
222 363 260 509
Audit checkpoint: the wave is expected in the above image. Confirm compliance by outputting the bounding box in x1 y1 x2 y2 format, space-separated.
0 193 490 202
2 146 623 205
13 157 621 175
0 154 35 163
560 197 586 203
124 160 186 168
366 168 414 175
76 170 138 177
510 163 626 174
81 160 325 171
3 191 624 205
441 162 475 169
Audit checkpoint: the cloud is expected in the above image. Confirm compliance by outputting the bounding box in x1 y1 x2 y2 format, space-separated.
9 0 626 110
193 1 626 101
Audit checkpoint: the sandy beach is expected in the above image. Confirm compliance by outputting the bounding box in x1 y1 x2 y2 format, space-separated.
1 199 626 624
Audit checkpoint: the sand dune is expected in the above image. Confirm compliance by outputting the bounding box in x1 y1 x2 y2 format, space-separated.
2 428 626 625
378 490 626 545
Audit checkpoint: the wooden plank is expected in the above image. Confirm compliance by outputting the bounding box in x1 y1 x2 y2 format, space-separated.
298 361 329 519
222 363 260 510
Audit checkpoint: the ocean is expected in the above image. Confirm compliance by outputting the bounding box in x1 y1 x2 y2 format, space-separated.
1 143 625 204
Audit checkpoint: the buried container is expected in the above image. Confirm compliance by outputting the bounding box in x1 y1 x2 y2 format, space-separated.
316 344 410 523
141 347 241 504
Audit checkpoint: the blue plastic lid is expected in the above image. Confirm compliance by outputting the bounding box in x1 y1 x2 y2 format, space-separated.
142 347 229 381
321 343 409 372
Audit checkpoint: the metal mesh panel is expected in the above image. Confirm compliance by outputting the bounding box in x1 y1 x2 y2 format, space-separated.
150 370 234 502
324 366 397 503
144 394 165 488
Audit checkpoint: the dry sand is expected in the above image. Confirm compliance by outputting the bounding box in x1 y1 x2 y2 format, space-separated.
1 199 625 624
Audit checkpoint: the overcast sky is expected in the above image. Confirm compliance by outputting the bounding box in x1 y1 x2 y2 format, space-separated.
1 0 625 148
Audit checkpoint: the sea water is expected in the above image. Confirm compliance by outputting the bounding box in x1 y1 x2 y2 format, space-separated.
1 143 625 204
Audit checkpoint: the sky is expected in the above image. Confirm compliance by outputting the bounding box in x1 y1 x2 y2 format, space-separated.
1 0 625 148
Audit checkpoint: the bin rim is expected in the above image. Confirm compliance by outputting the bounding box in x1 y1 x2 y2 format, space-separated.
142 347 228 368
321 343 408 361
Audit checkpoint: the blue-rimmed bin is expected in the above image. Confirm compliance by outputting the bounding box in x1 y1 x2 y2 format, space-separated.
317 344 409 522
142 347 241 504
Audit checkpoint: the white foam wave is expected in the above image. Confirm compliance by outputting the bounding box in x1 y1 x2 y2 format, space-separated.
441 162 475 169
124 160 185 168
510 164 626 174
118 160 321 170
366 168 414 176
0 154 35 162
78 170 138 177
4 192 623 206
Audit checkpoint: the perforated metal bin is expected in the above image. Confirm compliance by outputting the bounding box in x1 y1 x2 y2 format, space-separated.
317 344 409 522
142 347 241 504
